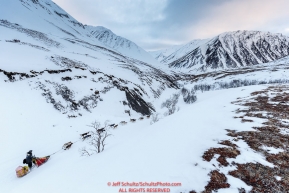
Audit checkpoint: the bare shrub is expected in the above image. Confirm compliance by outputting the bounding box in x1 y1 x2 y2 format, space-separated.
87 120 101 131
202 170 230 193
241 118 254 123
150 113 160 125
89 130 111 153
78 95 98 112
161 93 180 116
193 79 289 93
203 147 240 166
79 120 112 156
181 87 197 104
79 147 91 157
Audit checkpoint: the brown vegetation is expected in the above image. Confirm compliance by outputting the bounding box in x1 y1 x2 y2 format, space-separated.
199 85 289 192
203 147 240 166
228 85 289 192
202 170 230 193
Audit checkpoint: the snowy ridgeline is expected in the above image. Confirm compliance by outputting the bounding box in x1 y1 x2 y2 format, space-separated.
150 31 289 73
0 0 179 117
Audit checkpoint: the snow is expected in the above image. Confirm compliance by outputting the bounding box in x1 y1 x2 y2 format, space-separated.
151 39 209 65
275 176 282 181
280 128 289 136
0 0 159 67
1 0 289 192
154 30 289 73
0 84 276 193
261 146 284 154
149 44 186 62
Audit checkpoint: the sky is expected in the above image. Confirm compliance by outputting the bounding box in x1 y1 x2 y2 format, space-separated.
52 0 289 51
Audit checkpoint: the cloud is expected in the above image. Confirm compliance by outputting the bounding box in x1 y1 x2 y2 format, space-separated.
53 0 167 25
187 0 289 38
53 0 289 51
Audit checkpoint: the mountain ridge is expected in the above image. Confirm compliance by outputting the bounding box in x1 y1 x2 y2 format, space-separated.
151 30 289 72
2 0 157 64
0 0 178 117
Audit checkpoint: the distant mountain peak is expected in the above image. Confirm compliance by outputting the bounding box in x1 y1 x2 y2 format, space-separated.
89 26 112 33
152 30 289 73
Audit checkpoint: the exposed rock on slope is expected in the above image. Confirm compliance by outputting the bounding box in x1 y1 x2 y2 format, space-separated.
155 31 289 72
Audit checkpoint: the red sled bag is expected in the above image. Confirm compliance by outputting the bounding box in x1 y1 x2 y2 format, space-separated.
34 156 50 167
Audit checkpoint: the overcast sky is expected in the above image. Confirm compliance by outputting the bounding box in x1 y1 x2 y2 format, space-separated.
53 0 289 51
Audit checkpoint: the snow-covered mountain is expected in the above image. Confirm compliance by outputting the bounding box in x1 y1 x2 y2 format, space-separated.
86 25 157 63
0 0 177 117
154 31 289 72
0 0 157 64
149 44 184 62
2 1 289 193
150 39 208 63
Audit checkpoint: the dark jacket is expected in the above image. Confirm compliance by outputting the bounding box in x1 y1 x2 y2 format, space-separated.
26 154 33 164
26 150 33 163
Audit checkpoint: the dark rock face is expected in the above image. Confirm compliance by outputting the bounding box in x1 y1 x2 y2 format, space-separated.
167 31 289 71
125 90 155 116
205 39 238 69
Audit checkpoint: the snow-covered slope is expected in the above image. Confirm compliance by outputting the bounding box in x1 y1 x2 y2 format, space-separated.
0 0 157 65
0 0 177 117
2 1 289 193
0 79 277 193
176 58 289 94
161 31 289 73
86 25 158 64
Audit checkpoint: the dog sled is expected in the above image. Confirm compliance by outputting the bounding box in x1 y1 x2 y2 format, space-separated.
16 156 50 178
